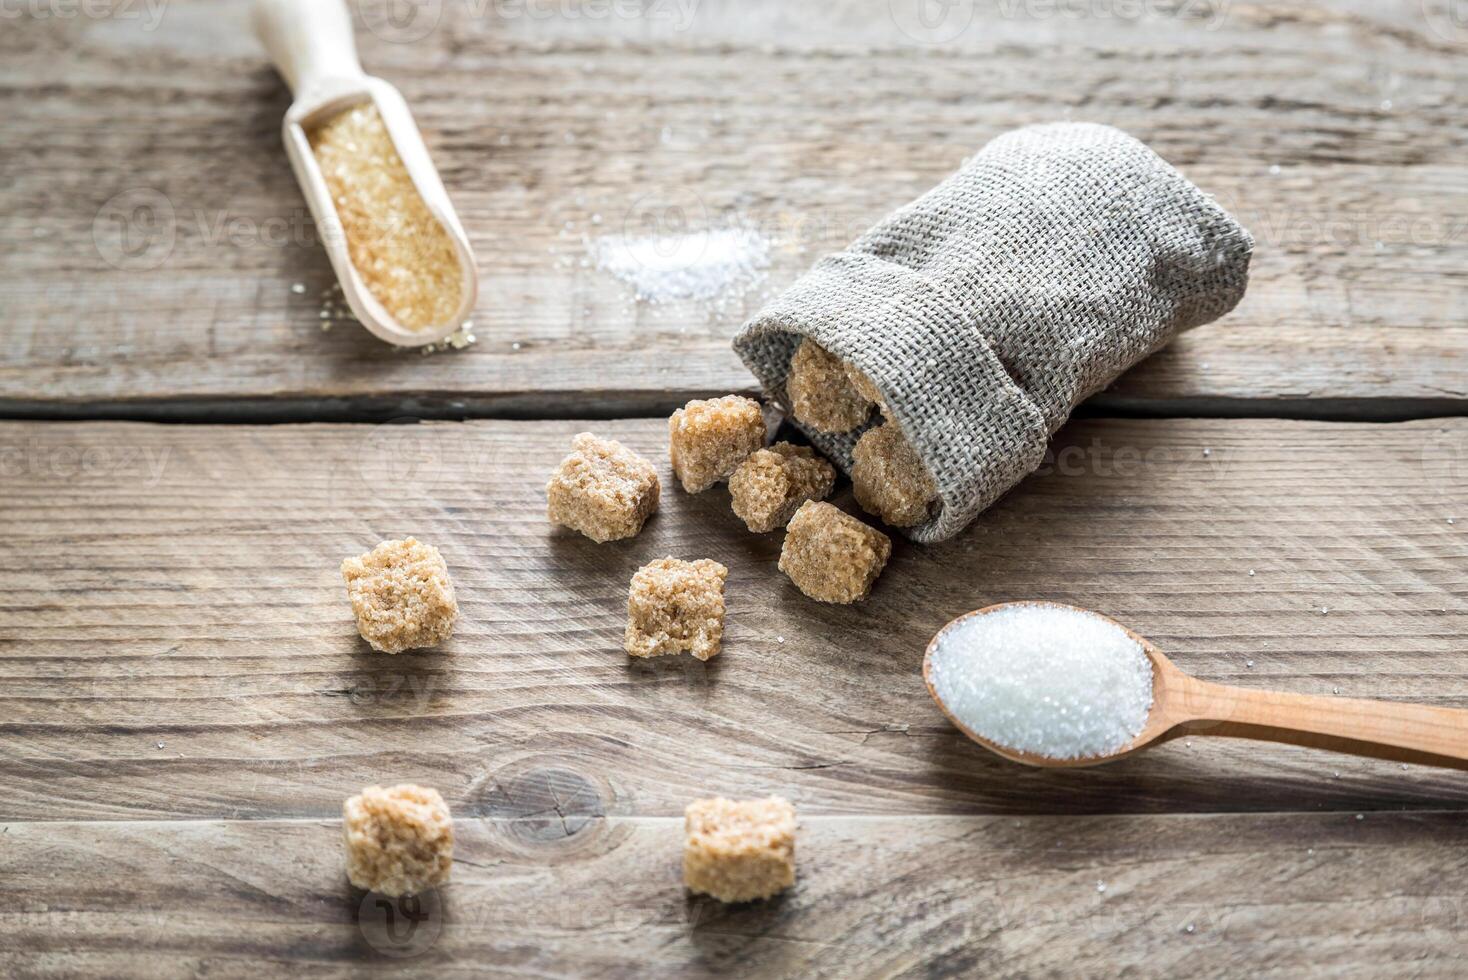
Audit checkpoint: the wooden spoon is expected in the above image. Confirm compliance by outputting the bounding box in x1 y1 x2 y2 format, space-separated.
924 601 1468 770
253 0 478 347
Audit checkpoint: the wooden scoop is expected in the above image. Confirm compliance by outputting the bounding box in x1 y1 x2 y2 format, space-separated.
924 601 1468 770
253 0 478 347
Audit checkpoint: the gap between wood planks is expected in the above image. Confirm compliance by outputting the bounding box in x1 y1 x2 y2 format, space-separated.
1 393 1465 426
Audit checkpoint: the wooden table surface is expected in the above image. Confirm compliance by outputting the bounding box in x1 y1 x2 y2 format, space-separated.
3 1 1466 977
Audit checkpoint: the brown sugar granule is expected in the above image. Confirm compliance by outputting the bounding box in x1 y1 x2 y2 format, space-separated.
851 422 939 528
778 501 891 604
341 537 458 654
668 395 766 493
683 796 796 903
728 442 836 533
844 362 888 415
343 783 453 897
786 340 873 434
309 103 463 332
546 432 661 543
625 557 728 661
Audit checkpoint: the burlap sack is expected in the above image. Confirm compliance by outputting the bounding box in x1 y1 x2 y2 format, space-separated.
734 122 1253 543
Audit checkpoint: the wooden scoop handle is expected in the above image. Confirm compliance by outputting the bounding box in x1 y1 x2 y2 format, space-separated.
1170 674 1468 770
253 0 367 99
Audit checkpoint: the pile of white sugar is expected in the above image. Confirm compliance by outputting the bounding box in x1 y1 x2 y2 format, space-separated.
591 227 770 303
927 604 1154 760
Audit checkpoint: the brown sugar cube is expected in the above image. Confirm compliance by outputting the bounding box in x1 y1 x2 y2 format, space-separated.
625 557 729 661
546 432 661 543
728 442 837 533
844 362 888 415
785 339 873 434
668 395 766 493
683 797 797 903
341 537 458 654
778 501 891 604
851 422 939 528
343 784 454 897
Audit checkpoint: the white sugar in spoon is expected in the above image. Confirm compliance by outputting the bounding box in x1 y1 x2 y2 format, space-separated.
925 601 1468 770
253 0 478 347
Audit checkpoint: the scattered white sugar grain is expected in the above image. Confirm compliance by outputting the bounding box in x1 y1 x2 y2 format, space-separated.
1202 447 1211 457
1356 813 1365 821
1183 923 1196 934
418 324 477 356
1449 518 1457 525
1096 881 1106 893
1307 848 1314 856
1245 659 1254 668
590 227 770 304
1333 686 1341 695
927 604 1154 760
1321 607 1329 615
291 282 306 295
1248 569 1256 577
1269 164 1281 175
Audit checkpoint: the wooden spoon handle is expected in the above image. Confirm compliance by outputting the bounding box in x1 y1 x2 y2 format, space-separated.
1174 677 1468 770
253 0 366 99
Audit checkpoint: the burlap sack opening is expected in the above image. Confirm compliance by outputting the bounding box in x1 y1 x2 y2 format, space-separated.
735 122 1254 543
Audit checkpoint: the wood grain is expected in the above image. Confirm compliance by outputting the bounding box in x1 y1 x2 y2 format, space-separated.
2 417 1465 822
5 810 1468 978
3 0 1464 417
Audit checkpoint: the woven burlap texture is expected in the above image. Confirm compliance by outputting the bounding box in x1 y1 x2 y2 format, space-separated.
734 122 1254 543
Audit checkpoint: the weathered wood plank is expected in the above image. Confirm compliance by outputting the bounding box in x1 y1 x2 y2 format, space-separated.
4 811 1468 978
1 417 1465 820
2 1 1464 416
